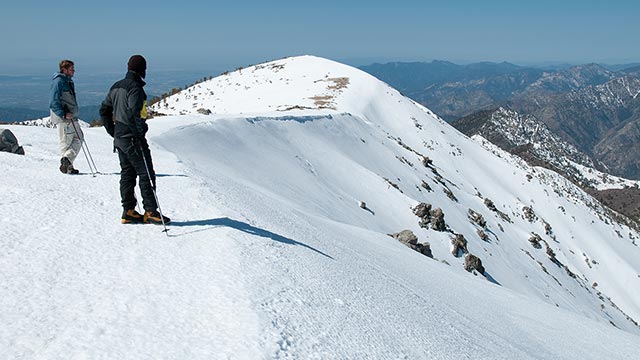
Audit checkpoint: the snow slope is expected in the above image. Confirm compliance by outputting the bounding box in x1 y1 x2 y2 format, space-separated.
2 55 640 359
152 55 640 329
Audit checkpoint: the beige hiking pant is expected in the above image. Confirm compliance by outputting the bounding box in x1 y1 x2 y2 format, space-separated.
57 120 83 163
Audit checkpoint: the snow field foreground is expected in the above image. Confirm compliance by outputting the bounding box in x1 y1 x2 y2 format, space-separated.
2 119 639 358
0 125 261 358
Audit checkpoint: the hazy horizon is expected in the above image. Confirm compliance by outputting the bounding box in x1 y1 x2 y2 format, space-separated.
1 0 638 76
2 56 639 78
2 0 638 117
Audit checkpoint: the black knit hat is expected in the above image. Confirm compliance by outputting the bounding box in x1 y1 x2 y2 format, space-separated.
128 55 147 79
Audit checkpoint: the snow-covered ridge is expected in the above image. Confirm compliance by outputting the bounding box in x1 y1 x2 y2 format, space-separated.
151 55 640 331
15 116 56 128
13 116 89 128
571 160 640 191
566 75 640 107
152 56 353 115
490 107 595 166
474 107 639 190
151 55 443 121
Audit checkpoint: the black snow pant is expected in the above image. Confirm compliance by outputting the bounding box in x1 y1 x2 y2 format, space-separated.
115 137 157 212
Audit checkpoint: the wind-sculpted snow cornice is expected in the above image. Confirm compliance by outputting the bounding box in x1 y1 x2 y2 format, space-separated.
244 113 353 124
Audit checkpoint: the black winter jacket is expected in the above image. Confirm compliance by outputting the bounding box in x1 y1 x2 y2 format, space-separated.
100 71 148 139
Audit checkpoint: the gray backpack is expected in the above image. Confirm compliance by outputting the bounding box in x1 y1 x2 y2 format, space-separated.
0 128 25 155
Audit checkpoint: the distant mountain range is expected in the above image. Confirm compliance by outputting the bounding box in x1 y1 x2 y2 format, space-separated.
360 61 640 180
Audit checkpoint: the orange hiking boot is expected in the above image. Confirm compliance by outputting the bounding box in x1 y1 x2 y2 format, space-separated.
144 210 171 225
121 209 144 224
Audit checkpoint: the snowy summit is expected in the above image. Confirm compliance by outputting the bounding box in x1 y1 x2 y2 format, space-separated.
2 55 640 359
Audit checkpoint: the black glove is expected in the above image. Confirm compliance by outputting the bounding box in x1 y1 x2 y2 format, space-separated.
131 136 147 148
103 118 115 137
134 118 148 137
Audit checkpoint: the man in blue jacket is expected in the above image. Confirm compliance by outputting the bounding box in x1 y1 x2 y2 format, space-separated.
49 60 81 174
100 55 170 225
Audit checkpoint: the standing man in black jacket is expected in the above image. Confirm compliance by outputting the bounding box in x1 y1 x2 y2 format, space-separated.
100 55 170 225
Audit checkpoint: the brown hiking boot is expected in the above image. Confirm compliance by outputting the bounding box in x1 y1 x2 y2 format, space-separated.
121 209 144 224
144 210 171 225
60 157 71 173
60 157 79 174
67 164 80 175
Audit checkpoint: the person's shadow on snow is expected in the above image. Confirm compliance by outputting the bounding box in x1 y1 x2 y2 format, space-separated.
170 217 334 259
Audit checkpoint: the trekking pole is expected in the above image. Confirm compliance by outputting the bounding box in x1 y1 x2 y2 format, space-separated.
78 121 99 174
70 120 98 176
139 143 169 235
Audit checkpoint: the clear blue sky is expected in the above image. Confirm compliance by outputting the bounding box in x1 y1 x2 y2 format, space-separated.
1 0 638 75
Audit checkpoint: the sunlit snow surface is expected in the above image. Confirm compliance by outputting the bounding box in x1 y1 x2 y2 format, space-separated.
1 55 639 359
